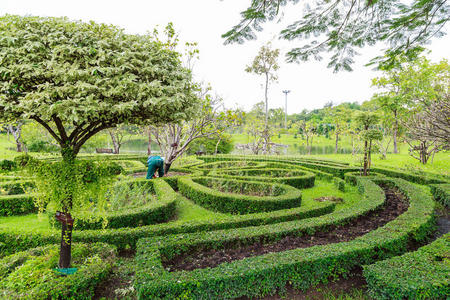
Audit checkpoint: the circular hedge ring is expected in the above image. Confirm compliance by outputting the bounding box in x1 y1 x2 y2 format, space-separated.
209 168 315 189
178 176 302 214
47 179 176 230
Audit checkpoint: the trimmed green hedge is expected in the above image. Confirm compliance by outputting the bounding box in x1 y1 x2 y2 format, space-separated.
47 179 176 230
364 233 450 299
209 168 315 189
178 176 302 214
198 155 359 177
134 177 436 299
430 183 450 208
344 172 386 186
0 180 334 256
0 242 116 299
0 180 34 195
0 194 36 216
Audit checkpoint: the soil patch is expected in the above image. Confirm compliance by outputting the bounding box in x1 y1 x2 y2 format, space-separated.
131 171 188 178
315 196 343 203
164 184 409 272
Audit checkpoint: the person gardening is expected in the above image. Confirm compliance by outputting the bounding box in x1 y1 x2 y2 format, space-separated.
146 155 165 179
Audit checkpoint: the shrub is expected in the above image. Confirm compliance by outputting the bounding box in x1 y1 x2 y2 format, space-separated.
0 160 16 172
187 134 233 155
209 168 316 189
0 243 116 299
0 194 36 216
47 179 176 230
178 176 302 214
13 154 36 168
133 177 436 299
430 183 450 208
364 233 450 299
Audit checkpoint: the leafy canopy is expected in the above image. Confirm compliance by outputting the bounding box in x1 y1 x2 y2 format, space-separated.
0 15 198 155
223 0 449 71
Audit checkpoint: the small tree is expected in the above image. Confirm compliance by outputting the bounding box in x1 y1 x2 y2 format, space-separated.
298 120 317 155
355 112 380 175
0 16 197 268
5 122 25 152
107 125 127 154
245 43 279 152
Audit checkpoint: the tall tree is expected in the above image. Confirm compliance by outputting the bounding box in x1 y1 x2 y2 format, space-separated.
0 16 197 268
223 0 449 71
5 122 24 152
245 43 279 153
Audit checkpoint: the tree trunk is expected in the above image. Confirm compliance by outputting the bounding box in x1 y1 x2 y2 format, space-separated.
164 162 171 174
363 140 368 176
214 137 222 155
264 73 269 127
109 131 120 154
147 127 152 155
59 219 73 268
335 132 339 153
368 140 372 175
393 119 398 154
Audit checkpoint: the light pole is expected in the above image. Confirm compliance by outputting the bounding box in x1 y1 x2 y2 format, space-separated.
282 90 290 129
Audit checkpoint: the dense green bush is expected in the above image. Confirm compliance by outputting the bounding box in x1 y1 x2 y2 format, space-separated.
26 140 59 153
179 176 302 214
133 177 436 299
364 233 450 299
0 160 16 172
187 134 233 155
13 154 36 168
0 194 35 216
0 180 34 195
47 179 176 230
430 183 450 208
0 243 116 299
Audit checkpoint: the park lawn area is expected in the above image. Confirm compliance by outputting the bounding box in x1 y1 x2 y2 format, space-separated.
0 179 348 234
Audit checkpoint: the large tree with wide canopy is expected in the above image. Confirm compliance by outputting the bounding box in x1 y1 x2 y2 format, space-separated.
0 15 199 268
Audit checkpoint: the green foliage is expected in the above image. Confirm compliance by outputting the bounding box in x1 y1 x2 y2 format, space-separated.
0 194 35 216
134 177 436 299
179 176 302 214
0 243 116 299
187 134 233 155
223 0 449 71
0 160 16 172
13 154 36 168
48 179 177 230
364 233 450 300
430 183 450 208
209 168 316 189
27 159 117 218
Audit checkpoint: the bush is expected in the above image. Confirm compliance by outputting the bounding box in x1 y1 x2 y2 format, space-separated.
0 160 16 172
209 168 316 189
0 194 36 216
364 233 450 299
187 134 234 155
13 154 36 168
0 243 116 299
430 183 450 208
178 176 302 214
134 177 436 299
26 140 59 153
47 179 176 230
0 179 334 256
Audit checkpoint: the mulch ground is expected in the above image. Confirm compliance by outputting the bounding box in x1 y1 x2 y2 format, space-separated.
164 184 409 272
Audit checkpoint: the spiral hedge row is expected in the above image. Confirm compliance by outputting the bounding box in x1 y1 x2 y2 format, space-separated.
0 154 448 299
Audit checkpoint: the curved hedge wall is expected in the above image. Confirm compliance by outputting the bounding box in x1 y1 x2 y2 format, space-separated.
364 233 450 299
0 243 116 299
178 176 302 214
134 177 437 299
210 168 315 189
47 179 176 230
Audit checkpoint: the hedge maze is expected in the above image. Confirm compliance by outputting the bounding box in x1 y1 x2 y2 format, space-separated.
0 155 448 299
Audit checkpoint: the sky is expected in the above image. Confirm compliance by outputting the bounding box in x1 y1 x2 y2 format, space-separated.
1 0 449 114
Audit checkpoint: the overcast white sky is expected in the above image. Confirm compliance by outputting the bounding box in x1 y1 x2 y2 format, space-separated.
2 0 449 113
